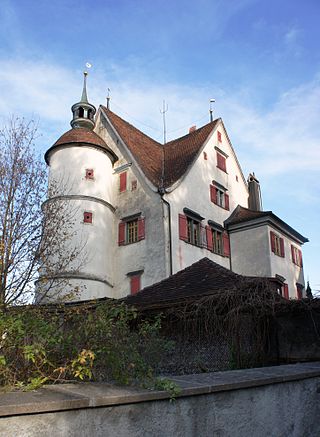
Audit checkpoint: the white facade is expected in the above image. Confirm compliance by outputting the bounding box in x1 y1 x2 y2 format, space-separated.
41 88 308 302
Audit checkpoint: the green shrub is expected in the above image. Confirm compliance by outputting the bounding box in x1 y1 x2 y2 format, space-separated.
0 302 174 391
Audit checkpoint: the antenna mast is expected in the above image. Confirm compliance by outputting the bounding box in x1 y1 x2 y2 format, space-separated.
160 100 168 144
106 88 111 110
209 99 215 122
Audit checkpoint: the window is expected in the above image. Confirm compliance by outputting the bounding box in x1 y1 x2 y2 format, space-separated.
118 216 145 246
83 211 93 224
85 169 94 180
206 224 230 257
187 217 200 246
130 275 141 295
282 284 289 299
131 180 137 191
119 172 127 192
203 151 208 160
216 151 227 172
270 231 285 257
217 131 222 142
291 245 303 267
296 284 303 300
210 184 229 210
179 211 205 247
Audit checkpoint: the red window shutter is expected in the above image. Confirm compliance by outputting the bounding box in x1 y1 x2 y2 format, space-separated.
223 232 230 257
283 284 289 299
291 245 295 264
118 222 125 246
217 152 226 172
224 193 230 210
217 131 222 142
299 250 303 267
297 285 303 300
119 172 127 192
206 226 213 251
280 238 285 257
138 217 145 241
130 275 141 295
270 231 276 253
179 214 188 241
210 185 217 204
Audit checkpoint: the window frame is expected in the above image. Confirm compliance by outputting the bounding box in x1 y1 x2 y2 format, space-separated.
83 211 93 224
291 245 303 267
210 184 230 210
118 215 145 246
270 231 285 258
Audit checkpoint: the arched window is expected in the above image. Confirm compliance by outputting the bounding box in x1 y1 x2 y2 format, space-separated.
78 107 84 118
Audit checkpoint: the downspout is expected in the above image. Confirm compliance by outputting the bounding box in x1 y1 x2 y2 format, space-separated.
159 140 173 276
160 192 173 276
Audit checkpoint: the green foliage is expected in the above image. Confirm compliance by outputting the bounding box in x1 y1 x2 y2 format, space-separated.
0 302 174 392
154 377 181 401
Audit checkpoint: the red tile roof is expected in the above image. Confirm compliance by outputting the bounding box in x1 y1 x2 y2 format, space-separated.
123 257 280 310
45 128 116 164
101 107 218 188
103 109 163 186
164 120 219 187
225 206 308 243
54 128 108 149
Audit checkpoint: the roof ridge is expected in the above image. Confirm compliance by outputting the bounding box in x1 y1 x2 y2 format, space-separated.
165 118 220 146
101 106 162 147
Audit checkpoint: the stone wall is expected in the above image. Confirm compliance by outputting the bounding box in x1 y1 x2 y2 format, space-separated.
1 362 319 437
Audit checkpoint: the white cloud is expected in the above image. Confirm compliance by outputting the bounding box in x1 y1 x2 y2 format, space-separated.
0 56 319 179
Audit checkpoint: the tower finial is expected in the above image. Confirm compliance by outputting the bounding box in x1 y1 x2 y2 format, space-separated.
81 71 89 103
70 65 96 130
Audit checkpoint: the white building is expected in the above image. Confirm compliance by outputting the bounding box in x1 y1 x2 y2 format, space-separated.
40 74 308 301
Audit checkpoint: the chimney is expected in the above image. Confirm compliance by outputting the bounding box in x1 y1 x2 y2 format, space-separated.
189 125 196 133
248 173 262 211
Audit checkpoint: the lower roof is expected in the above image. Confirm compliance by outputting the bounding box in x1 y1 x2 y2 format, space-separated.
123 257 281 310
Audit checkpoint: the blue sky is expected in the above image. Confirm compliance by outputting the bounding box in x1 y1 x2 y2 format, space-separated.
1 0 319 293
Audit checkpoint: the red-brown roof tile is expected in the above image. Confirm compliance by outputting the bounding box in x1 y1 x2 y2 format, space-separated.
164 120 219 187
102 108 163 186
225 206 308 243
101 107 218 188
123 257 280 310
53 128 108 149
45 128 115 164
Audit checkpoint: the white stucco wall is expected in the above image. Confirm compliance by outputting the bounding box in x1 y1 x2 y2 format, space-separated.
229 223 305 299
229 225 272 277
42 145 116 301
166 122 249 273
267 225 305 298
95 112 168 298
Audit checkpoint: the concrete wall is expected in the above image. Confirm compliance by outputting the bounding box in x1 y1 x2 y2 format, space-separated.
1 363 319 437
166 121 249 274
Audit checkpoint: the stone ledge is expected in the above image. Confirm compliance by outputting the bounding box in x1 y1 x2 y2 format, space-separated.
0 362 319 418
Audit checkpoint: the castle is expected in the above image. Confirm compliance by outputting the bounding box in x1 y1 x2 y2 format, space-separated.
40 73 308 301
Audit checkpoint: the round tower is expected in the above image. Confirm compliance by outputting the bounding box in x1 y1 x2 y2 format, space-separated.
39 71 117 302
